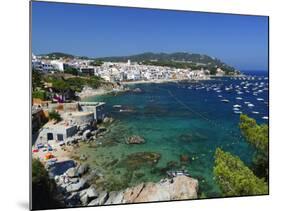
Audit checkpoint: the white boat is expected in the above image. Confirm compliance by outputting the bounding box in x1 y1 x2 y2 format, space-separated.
233 111 242 114
221 99 230 103
252 111 259 114
236 97 243 100
233 104 242 108
233 108 240 111
244 101 250 104
262 116 269 120
218 95 223 98
248 103 255 107
257 98 264 101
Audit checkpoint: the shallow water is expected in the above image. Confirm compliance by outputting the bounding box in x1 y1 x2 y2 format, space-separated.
78 71 269 197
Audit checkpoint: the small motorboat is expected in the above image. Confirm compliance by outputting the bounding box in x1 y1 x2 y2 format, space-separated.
221 99 230 103
233 104 242 108
233 111 242 114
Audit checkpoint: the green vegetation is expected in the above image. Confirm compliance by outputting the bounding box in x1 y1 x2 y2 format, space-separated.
63 66 78 76
32 69 44 90
32 159 62 209
48 110 62 122
41 52 75 60
97 52 237 75
239 114 269 180
45 75 103 92
240 114 269 153
90 60 103 66
32 90 46 100
213 148 268 197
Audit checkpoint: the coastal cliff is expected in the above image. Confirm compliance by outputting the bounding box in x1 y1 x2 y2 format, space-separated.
54 163 198 207
90 175 198 205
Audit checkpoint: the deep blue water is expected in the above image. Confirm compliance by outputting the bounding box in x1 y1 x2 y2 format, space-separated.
81 70 268 197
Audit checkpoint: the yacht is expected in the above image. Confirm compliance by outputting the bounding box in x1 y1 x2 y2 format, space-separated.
221 99 230 103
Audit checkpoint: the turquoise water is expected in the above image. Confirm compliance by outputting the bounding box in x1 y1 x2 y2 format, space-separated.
78 71 268 197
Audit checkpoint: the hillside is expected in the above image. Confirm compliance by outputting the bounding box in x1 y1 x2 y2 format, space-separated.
97 52 238 74
40 52 91 60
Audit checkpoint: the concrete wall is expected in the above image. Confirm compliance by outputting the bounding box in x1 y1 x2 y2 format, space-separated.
70 113 95 125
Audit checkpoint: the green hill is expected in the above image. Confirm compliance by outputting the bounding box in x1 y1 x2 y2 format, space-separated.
40 52 91 60
97 52 238 75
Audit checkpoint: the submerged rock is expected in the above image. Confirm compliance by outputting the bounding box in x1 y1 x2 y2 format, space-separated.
126 135 145 144
180 155 189 163
120 152 161 170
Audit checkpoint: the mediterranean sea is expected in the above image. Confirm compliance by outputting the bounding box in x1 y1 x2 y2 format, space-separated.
79 70 268 197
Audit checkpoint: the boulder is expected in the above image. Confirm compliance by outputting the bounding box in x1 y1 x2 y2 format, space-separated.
79 188 99 205
105 191 124 205
88 191 109 206
103 117 114 124
65 192 81 206
126 135 145 144
77 164 89 176
66 178 88 193
65 167 78 178
83 129 91 140
69 178 79 184
122 176 198 203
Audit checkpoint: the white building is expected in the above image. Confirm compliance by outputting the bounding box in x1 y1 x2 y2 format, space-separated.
50 60 64 71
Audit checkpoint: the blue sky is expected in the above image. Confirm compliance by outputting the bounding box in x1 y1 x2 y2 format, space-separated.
32 1 268 71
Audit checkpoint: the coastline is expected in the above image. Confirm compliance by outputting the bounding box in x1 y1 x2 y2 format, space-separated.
121 78 211 85
78 74 245 99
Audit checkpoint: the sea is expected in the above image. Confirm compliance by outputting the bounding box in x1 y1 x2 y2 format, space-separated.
79 70 269 197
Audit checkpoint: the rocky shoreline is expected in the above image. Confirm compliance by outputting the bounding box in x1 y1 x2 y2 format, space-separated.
53 161 198 207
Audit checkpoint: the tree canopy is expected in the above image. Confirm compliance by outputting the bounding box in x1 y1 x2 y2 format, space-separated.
32 159 62 209
240 114 269 153
213 148 268 197
239 114 269 179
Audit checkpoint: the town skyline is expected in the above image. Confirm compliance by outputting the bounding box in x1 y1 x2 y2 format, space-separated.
32 1 269 71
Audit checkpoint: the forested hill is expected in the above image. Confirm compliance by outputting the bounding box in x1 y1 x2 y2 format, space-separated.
97 52 238 74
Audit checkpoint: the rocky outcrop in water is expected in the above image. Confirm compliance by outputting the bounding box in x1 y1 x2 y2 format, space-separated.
121 175 198 202
87 175 198 205
53 161 198 207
